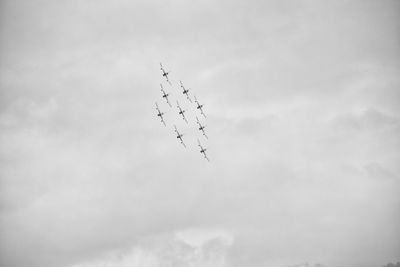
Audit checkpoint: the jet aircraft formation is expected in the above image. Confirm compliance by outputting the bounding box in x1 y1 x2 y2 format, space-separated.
155 63 209 162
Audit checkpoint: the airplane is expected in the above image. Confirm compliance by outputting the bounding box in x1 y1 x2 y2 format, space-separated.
176 101 188 123
160 63 172 85
196 116 208 139
174 125 186 148
160 84 171 107
179 81 192 102
155 102 166 126
197 139 209 161
194 95 206 118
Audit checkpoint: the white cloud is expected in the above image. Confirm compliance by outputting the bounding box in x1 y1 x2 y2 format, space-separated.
71 248 159 267
70 229 233 267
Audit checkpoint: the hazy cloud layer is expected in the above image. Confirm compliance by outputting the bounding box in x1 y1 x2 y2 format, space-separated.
1 1 399 267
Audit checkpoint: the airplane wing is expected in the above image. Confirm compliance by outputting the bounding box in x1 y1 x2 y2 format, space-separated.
176 132 185 148
194 95 202 107
182 113 188 123
196 116 201 126
197 139 202 149
180 81 188 92
165 76 172 85
200 108 206 118
186 94 192 103
174 125 183 136
176 101 185 114
202 129 208 139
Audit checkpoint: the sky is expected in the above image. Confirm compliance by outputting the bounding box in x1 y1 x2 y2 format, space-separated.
0 0 400 267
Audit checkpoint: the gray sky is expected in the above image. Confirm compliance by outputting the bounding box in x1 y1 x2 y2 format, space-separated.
1 1 399 267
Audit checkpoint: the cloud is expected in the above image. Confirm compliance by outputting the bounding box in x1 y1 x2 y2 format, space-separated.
70 248 159 267
1 1 400 267
332 109 399 132
69 229 233 267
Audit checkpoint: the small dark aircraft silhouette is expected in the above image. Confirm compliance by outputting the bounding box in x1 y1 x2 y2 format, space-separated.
155 102 166 126
160 84 171 107
179 81 192 102
176 101 188 123
194 95 206 118
196 116 208 139
174 125 186 148
160 63 171 85
197 139 209 161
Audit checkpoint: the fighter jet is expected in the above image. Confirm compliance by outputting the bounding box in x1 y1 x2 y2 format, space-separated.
179 81 192 102
155 102 166 126
194 95 206 118
176 101 188 123
196 116 208 139
174 125 186 148
197 139 209 161
160 63 171 85
160 84 171 107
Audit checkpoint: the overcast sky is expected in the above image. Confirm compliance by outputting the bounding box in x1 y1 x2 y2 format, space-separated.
1 1 400 267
